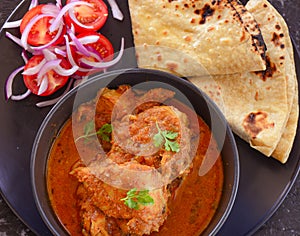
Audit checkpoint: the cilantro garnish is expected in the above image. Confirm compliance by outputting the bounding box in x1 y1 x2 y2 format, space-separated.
75 122 112 143
153 122 180 152
121 188 154 210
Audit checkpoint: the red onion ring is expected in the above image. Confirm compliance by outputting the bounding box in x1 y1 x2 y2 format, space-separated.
49 1 93 32
36 79 73 107
11 89 31 101
3 0 39 29
37 59 62 84
107 0 124 21
68 29 91 57
79 37 124 69
23 58 47 76
38 76 49 95
5 66 25 100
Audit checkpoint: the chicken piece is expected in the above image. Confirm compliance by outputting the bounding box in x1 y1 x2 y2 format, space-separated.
76 185 110 236
71 86 194 235
71 164 169 235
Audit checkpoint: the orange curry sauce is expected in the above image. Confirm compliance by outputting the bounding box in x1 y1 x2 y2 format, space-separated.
47 113 223 236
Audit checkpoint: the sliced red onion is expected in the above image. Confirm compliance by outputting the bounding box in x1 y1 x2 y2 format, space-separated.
54 48 67 57
79 37 124 69
21 14 54 50
37 59 62 84
56 0 62 8
29 0 39 10
71 35 100 45
2 0 39 29
36 79 73 107
21 51 29 64
107 0 124 21
64 35 101 73
23 58 46 76
64 35 78 67
38 76 49 95
5 66 25 100
41 4 61 16
54 65 79 76
68 29 91 57
68 7 94 30
11 89 31 101
3 20 22 29
6 32 23 48
49 1 93 32
42 49 57 61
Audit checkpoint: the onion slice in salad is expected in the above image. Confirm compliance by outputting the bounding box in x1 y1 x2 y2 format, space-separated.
49 1 93 32
79 37 124 69
38 76 49 95
5 66 25 100
11 89 31 101
36 79 73 108
2 0 39 29
107 0 124 21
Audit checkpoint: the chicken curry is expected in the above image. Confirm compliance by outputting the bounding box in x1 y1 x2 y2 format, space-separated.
47 85 224 235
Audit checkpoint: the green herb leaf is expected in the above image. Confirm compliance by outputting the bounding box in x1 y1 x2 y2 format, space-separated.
75 122 112 143
121 188 154 210
153 122 180 152
96 123 112 142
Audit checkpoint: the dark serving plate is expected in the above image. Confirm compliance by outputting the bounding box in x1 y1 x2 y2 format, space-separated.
0 0 299 235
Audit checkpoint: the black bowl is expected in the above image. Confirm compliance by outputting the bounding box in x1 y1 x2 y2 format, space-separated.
31 68 239 236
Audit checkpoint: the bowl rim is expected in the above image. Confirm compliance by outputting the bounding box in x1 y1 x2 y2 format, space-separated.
31 68 240 236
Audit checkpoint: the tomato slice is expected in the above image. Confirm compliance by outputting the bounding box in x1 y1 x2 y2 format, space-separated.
64 0 108 33
71 32 114 76
20 4 65 46
23 55 70 96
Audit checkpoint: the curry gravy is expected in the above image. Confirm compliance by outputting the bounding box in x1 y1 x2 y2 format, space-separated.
47 108 223 236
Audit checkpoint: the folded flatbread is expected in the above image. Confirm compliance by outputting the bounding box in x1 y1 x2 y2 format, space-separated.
128 0 266 75
246 0 298 163
190 0 298 163
131 0 299 163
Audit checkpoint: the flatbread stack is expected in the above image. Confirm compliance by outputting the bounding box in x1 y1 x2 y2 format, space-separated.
129 0 266 75
128 0 299 163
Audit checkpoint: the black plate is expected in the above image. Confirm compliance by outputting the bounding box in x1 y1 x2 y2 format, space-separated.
0 1 299 235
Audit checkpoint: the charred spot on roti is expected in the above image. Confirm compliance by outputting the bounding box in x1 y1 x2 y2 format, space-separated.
228 0 266 63
271 32 283 47
243 111 275 138
254 56 277 81
275 24 281 30
194 4 215 25
263 3 268 8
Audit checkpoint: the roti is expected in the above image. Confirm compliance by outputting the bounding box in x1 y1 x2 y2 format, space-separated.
190 0 298 162
128 0 266 75
246 0 298 163
130 0 298 163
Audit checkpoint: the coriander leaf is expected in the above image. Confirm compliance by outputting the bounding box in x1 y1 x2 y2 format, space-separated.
96 123 112 142
121 188 154 210
153 133 164 147
75 122 112 143
84 121 95 136
165 140 180 153
163 130 178 140
153 122 180 152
